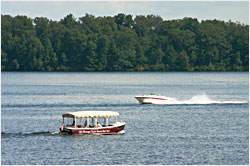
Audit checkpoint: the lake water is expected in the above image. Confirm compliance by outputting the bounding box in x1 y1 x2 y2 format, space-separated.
1 72 249 165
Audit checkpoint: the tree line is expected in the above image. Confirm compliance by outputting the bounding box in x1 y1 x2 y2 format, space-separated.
1 14 249 71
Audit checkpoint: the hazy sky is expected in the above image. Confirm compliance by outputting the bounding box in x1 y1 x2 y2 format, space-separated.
1 1 249 24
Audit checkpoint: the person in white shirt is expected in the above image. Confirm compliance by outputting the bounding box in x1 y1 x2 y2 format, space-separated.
96 121 102 127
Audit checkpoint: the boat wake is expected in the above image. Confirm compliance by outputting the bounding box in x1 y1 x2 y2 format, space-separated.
155 93 248 105
1 131 59 137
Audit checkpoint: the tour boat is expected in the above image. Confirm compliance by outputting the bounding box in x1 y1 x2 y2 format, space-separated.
60 111 125 135
135 94 175 104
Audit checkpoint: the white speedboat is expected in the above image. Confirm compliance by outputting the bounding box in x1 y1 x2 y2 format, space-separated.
135 94 175 104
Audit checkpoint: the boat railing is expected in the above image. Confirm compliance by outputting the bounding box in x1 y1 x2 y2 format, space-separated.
66 123 119 128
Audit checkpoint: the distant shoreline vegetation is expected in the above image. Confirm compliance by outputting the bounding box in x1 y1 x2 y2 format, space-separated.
1 14 249 71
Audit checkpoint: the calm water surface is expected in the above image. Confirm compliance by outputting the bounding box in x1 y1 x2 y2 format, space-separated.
1 72 249 165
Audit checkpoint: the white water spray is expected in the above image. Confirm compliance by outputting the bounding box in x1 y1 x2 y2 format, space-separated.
157 93 248 105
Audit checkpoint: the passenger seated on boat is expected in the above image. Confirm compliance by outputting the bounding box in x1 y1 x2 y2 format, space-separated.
96 121 102 128
84 120 88 127
72 120 75 126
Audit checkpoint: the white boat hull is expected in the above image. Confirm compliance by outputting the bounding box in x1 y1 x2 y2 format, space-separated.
135 95 175 104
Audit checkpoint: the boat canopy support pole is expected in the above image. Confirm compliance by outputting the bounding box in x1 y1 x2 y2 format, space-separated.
104 118 108 126
92 118 96 127
86 118 89 127
95 118 97 127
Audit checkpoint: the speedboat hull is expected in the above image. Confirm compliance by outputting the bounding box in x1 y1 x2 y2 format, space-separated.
135 95 174 104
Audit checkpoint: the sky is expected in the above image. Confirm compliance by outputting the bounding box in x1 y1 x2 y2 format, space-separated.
1 1 249 24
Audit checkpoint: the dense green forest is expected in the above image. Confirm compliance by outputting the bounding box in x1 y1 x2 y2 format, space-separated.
1 14 249 71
